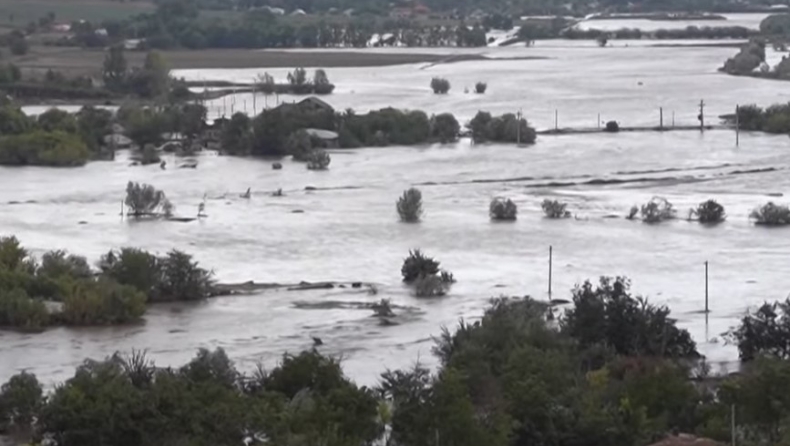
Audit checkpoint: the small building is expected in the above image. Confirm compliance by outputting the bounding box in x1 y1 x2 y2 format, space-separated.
52 23 71 33
290 8 307 15
103 133 132 149
304 128 339 148
275 97 335 114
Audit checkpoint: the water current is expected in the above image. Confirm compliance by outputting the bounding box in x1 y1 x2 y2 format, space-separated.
2 37 790 386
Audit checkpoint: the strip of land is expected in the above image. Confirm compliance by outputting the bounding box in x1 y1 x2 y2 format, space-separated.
11 46 492 78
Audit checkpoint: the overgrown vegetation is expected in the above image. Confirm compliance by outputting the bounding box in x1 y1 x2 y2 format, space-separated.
541 199 571 218
731 102 790 133
469 111 537 144
124 182 172 218
474 82 487 94
0 236 212 330
750 201 790 225
640 196 676 223
397 188 423 223
306 149 331 170
490 197 517 221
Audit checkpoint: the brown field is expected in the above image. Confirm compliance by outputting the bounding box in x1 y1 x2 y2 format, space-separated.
11 45 480 77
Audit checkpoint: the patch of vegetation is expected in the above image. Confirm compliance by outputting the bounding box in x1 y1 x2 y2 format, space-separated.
430 113 460 143
306 149 331 170
430 77 450 94
604 120 619 132
640 196 676 223
728 298 790 361
0 236 213 330
541 199 571 219
689 199 726 223
731 103 790 133
0 130 89 167
401 250 454 298
490 197 517 221
469 111 536 144
397 188 423 223
474 82 487 94
124 182 172 218
750 201 790 225
720 39 765 75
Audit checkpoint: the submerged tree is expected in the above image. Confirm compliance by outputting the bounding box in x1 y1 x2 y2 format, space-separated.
401 250 454 298
397 188 423 222
490 197 517 221
690 199 726 224
541 199 571 219
124 181 171 217
640 197 676 223
728 299 790 361
474 82 487 94
750 202 790 226
430 77 451 94
306 149 331 170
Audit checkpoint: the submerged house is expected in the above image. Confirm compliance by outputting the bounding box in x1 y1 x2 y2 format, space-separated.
304 128 339 148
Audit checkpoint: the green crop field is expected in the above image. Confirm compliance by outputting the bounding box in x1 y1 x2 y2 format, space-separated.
0 0 154 27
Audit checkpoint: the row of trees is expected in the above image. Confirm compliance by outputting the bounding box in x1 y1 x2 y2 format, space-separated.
732 102 790 133
0 236 213 330
0 104 113 166
8 272 790 445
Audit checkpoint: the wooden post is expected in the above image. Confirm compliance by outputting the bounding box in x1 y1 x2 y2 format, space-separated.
735 104 740 147
597 113 600 129
672 111 675 127
554 109 558 131
120 200 124 218
705 261 709 313
699 99 705 132
660 107 663 129
548 245 553 297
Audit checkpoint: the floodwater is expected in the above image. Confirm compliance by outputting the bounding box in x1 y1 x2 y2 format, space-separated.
3 41 790 387
575 12 771 31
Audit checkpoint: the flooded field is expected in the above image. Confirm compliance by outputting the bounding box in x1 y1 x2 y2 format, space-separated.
575 12 771 31
2 41 790 386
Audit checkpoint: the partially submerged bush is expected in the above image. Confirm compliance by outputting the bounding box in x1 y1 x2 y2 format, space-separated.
124 181 172 217
430 113 460 143
402 250 454 298
640 197 676 223
626 205 639 220
474 82 487 94
372 299 395 318
306 150 331 170
401 250 439 283
430 77 450 94
727 298 790 361
604 120 619 132
541 199 571 219
490 197 517 221
397 188 423 223
750 202 790 225
690 199 726 224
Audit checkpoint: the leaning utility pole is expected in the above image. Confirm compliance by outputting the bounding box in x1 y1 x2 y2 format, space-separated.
698 99 705 131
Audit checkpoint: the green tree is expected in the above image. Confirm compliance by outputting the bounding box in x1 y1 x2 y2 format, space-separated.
0 371 43 429
157 250 213 301
124 181 169 217
221 112 253 155
102 45 128 91
37 108 78 133
430 113 459 143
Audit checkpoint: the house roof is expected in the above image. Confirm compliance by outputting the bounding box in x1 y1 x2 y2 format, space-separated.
298 96 334 111
304 128 339 140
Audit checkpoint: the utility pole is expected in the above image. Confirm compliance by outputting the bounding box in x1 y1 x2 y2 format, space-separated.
735 104 740 147
548 246 553 297
660 107 663 129
517 109 522 144
698 99 705 132
705 261 709 313
554 109 558 131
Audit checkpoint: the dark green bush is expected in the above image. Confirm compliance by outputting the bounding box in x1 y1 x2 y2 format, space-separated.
490 198 517 221
397 188 423 223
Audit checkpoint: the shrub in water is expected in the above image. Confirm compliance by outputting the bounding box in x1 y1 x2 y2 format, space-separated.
542 199 571 219
490 198 517 221
397 188 423 222
401 250 439 283
640 197 676 223
475 82 487 94
306 150 331 170
626 205 639 220
691 199 726 223
430 77 450 94
124 181 171 217
604 121 619 132
414 274 448 298
750 202 790 225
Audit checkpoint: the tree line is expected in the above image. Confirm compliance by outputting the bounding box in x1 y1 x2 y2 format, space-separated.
0 236 213 330
3 272 790 445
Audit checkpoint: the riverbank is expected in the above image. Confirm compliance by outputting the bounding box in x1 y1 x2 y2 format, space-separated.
10 46 487 78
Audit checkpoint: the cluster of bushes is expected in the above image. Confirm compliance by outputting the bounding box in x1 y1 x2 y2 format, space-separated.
750 201 790 225
397 188 423 222
401 250 454 298
0 105 115 166
254 68 335 95
430 77 450 94
490 197 517 221
103 46 172 99
469 111 537 144
13 275 790 445
0 236 213 330
720 39 766 75
542 199 571 219
732 102 790 133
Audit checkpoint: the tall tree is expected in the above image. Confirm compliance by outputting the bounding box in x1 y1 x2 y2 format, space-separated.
102 45 127 91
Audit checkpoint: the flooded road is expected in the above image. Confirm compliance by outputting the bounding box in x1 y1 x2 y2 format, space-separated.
2 41 790 386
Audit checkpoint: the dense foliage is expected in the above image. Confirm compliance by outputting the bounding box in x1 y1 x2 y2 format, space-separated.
728 299 790 361
430 113 460 143
469 111 537 144
124 182 172 217
733 103 790 133
306 149 331 170
0 236 215 330
0 130 89 167
720 40 765 75
397 188 423 222
430 77 450 94
490 197 518 220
